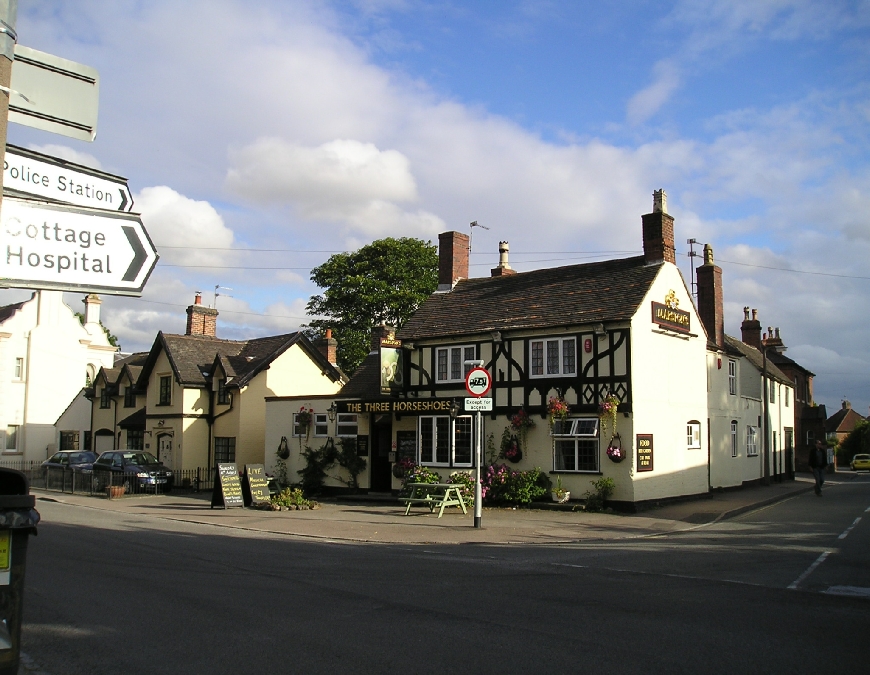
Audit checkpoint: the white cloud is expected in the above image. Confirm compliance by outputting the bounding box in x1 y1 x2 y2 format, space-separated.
626 60 681 126
134 186 235 267
26 144 103 170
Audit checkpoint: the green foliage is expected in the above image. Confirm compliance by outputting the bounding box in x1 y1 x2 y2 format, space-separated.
447 471 475 508
297 442 339 495
335 437 367 492
584 476 616 512
305 237 438 373
840 420 870 460
75 311 120 348
484 464 549 505
400 464 442 497
271 487 312 508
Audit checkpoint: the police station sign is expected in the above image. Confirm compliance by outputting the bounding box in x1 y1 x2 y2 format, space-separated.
0 197 158 296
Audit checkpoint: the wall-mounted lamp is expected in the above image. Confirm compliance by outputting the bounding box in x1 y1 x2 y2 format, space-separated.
449 398 461 420
491 331 502 343
327 401 337 422
157 420 165 427
593 323 606 337
404 342 415 351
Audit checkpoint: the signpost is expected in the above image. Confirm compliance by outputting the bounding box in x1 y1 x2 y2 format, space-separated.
9 45 99 142
0 196 158 296
465 365 491 529
4 144 133 211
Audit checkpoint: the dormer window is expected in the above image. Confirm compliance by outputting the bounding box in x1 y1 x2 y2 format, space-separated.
217 379 230 405
100 387 111 409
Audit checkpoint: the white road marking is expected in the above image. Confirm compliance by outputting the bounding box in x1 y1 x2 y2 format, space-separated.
838 517 861 540
788 551 831 590
824 586 870 598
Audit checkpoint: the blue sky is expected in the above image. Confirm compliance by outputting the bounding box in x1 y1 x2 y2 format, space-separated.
3 0 870 415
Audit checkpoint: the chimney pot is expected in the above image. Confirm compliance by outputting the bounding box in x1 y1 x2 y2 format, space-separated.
194 292 202 305
314 329 338 366
491 240 517 277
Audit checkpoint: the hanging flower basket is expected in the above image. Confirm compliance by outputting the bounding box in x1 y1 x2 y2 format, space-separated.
598 394 620 438
606 433 625 463
547 396 569 427
504 441 523 464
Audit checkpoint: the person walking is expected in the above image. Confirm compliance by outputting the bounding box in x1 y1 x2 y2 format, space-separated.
809 439 829 496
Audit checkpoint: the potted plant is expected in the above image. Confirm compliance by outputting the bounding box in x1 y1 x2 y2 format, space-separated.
551 476 570 503
598 393 620 438
547 396 569 427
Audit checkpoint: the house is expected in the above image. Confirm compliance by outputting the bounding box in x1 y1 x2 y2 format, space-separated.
91 294 346 473
267 191 716 506
695 246 796 488
0 291 117 461
825 401 866 446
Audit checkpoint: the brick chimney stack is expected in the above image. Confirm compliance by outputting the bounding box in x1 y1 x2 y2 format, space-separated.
186 292 218 337
762 326 784 351
370 323 396 352
314 328 338 366
491 241 517 277
741 307 762 348
642 189 676 265
438 231 470 290
696 243 724 348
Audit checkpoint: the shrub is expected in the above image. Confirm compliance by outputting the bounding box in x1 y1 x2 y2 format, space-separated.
272 487 312 509
400 464 442 497
448 471 476 508
483 464 548 505
584 476 615 512
298 442 338 495
335 437 367 492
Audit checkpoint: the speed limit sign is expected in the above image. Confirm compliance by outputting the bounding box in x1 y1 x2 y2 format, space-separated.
465 367 492 398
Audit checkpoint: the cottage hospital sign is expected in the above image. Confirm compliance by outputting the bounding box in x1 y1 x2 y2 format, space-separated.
651 289 691 334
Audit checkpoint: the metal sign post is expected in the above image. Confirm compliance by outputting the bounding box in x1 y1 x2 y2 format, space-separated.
465 363 491 529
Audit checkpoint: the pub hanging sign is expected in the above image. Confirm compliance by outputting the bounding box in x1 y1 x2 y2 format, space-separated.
651 289 691 334
380 332 403 394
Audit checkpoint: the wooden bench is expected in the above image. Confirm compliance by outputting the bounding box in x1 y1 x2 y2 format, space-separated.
400 483 468 518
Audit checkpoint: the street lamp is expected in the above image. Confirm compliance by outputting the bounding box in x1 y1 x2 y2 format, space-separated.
327 401 337 422
762 342 786 486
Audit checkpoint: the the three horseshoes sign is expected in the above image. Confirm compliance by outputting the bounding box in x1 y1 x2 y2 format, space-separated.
465 367 492 411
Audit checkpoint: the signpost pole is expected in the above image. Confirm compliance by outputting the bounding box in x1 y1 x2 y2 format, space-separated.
0 1 18 220
474 410 482 528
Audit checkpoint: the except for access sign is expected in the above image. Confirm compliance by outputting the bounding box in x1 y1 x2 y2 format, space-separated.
4 144 133 212
0 197 158 296
465 397 493 412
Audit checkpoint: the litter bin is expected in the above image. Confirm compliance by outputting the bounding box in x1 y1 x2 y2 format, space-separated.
0 469 40 675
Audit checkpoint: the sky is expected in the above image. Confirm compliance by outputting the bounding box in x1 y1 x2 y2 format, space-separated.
3 0 870 415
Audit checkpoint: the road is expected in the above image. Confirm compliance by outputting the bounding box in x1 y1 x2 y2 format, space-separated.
19 475 870 674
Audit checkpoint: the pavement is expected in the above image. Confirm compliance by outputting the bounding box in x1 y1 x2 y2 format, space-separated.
28 471 862 546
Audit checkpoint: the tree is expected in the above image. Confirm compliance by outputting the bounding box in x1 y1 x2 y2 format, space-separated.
305 237 438 373
839 419 870 461
75 312 120 349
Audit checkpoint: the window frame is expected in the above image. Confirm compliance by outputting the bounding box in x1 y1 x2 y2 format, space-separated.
4 425 19 452
336 413 358 437
551 417 600 473
769 380 776 404
687 421 702 449
730 421 738 458
99 387 111 409
157 375 172 406
60 431 80 451
418 415 473 468
746 426 759 456
217 379 231 405
435 345 477 383
124 386 136 408
214 436 236 464
313 413 329 437
13 357 24 381
126 429 144 450
728 360 737 395
530 337 577 378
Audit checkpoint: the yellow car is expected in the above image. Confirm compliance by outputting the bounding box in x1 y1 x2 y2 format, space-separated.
850 454 870 471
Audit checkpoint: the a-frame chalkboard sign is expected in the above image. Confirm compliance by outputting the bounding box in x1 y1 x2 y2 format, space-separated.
243 464 271 506
211 463 244 509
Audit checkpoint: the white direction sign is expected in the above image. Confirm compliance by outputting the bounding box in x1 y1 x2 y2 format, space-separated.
0 197 158 296
4 145 133 212
465 397 493 412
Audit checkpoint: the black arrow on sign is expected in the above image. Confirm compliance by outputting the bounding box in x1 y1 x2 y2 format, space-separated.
122 225 147 281
118 189 128 211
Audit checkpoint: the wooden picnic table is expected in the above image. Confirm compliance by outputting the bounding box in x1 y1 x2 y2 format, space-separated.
400 482 468 518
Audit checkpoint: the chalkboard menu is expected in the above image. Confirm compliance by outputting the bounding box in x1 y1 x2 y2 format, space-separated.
356 435 369 457
211 463 244 509
396 430 417 462
244 464 271 506
636 434 653 472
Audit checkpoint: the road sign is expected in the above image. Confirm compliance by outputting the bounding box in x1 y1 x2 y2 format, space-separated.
465 397 493 412
465 367 492 398
4 144 133 212
0 197 158 296
9 45 99 142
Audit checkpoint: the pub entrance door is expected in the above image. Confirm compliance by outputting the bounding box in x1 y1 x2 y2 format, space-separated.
370 415 393 492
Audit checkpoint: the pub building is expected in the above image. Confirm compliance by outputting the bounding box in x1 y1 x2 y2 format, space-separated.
267 191 723 507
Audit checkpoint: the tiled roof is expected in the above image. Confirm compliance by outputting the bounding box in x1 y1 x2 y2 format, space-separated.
768 351 815 378
723 336 792 384
398 256 662 340
825 407 865 434
0 301 26 324
338 352 383 399
118 407 146 429
158 334 249 386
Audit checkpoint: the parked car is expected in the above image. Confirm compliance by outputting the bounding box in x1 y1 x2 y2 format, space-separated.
41 451 97 479
92 451 174 493
850 454 870 471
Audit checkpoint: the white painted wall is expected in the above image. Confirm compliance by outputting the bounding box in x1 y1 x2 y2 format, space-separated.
0 291 116 461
